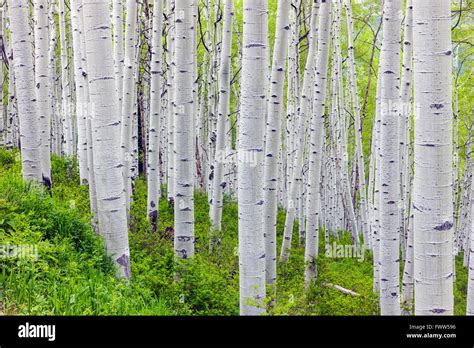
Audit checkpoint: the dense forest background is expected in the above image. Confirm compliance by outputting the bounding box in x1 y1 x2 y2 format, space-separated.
0 0 473 316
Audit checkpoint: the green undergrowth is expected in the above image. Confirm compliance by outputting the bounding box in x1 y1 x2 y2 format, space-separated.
0 148 468 315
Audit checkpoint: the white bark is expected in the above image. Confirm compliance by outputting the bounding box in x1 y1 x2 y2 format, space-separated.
173 0 195 259
166 0 176 201
9 0 42 182
344 0 369 246
210 0 233 231
238 0 267 315
413 0 453 315
113 0 124 118
280 0 319 263
262 0 290 290
33 0 52 186
83 0 130 278
121 0 139 212
147 0 164 230
378 0 402 316
304 0 331 284
58 0 73 156
71 0 89 184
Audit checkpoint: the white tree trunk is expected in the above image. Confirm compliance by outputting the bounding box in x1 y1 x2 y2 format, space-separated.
121 0 139 213
71 0 89 184
166 0 176 201
378 0 402 316
83 0 131 278
344 0 369 246
238 0 267 315
9 0 42 182
304 0 331 284
280 0 319 263
58 0 73 156
147 0 164 230
210 0 233 231
413 0 453 315
113 0 124 120
33 0 52 187
173 0 195 259
262 0 290 291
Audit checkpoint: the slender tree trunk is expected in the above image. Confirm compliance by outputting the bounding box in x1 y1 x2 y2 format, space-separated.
166 0 176 202
413 0 453 315
83 0 131 279
262 0 290 293
280 0 319 263
147 0 164 231
210 0 233 232
238 0 267 315
173 0 195 259
33 0 52 187
344 0 369 246
71 0 89 184
58 0 73 156
399 0 414 315
378 0 402 316
304 0 331 285
121 0 139 214
9 0 42 182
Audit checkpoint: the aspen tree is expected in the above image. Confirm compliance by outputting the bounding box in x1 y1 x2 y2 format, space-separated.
147 0 164 230
280 0 319 263
210 0 233 231
58 0 73 156
305 0 331 284
238 0 267 315
33 0 52 186
70 0 89 184
82 0 131 278
262 0 290 291
378 0 402 316
173 0 195 259
413 0 453 315
121 0 139 211
9 0 42 182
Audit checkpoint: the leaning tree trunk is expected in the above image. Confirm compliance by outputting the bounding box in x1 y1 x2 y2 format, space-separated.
378 0 402 316
413 0 453 316
344 0 369 247
209 0 233 232
238 0 267 315
173 0 195 259
82 0 131 279
147 0 164 231
9 0 42 182
280 0 319 263
33 0 52 187
304 0 331 285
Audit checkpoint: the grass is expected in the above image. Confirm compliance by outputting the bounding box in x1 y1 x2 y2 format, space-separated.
0 148 469 315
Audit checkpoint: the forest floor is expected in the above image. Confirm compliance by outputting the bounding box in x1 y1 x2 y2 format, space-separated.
0 149 468 315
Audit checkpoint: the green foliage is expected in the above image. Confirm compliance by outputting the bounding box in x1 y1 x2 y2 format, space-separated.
0 152 172 315
0 150 470 315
